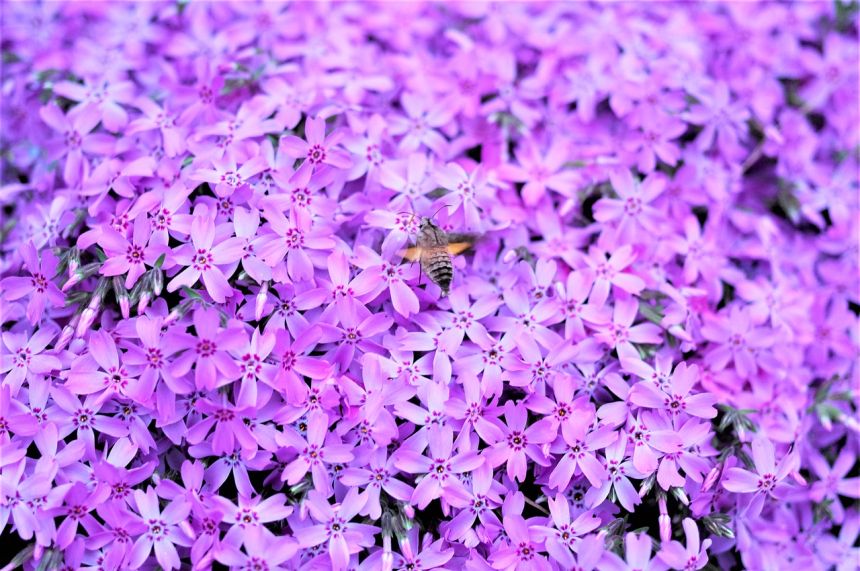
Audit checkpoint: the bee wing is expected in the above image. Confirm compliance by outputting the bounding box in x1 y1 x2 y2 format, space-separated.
446 241 474 256
445 232 480 244
399 246 423 262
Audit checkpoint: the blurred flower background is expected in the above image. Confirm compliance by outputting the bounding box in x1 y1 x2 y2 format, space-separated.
0 2 858 570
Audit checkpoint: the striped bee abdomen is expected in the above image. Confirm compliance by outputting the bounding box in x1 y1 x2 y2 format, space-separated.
422 248 453 296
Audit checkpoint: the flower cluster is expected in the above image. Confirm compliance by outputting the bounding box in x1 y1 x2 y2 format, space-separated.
1 2 858 570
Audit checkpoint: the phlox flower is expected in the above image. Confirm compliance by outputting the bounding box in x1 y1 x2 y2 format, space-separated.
1 327 60 393
657 518 711 571
0 241 64 324
722 435 798 501
293 488 379 571
128 488 192 571
166 210 244 303
394 425 483 509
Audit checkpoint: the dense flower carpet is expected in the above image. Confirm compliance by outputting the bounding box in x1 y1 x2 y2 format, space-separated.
0 2 858 570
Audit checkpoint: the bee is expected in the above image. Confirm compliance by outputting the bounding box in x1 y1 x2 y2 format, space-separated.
400 214 476 297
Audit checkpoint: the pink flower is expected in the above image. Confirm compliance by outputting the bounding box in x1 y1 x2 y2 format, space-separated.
583 245 646 307
593 171 667 244
168 307 244 391
0 327 60 394
128 488 192 571
278 116 352 183
127 97 188 157
394 425 483 509
98 216 166 289
657 518 712 571
498 138 582 206
166 210 244 303
722 435 798 498
40 103 115 187
0 241 64 324
293 488 379 571
701 306 776 379
628 361 717 419
484 402 554 483
585 433 643 512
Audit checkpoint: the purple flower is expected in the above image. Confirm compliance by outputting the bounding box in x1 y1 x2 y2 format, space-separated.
215 526 299 570
339 448 413 520
166 210 244 303
585 433 643 512
394 425 483 509
1 327 60 393
278 411 354 494
169 307 244 390
484 402 554 483
126 97 188 157
0 241 64 324
39 103 115 186
257 207 335 282
211 493 293 546
628 361 717 420
684 82 750 160
533 495 601 567
498 138 581 206
722 435 797 499
351 245 419 316
593 171 667 244
490 514 551 571
128 488 192 571
657 518 712 571
293 488 379 571
603 532 665 571
279 116 352 183
701 306 775 379
56 482 111 548
98 216 165 289
66 330 137 403
53 77 136 132
389 92 454 155
547 400 615 490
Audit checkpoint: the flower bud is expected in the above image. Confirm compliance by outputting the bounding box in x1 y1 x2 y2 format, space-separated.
659 513 671 543
671 487 689 505
56 323 76 351
62 262 100 292
559 198 576 216
381 534 394 571
702 464 722 492
113 277 130 319
67 247 81 276
255 281 270 321
137 291 152 315
639 473 656 498
76 279 109 338
151 267 164 296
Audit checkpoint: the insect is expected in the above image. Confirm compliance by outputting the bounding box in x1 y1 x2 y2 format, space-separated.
400 213 476 297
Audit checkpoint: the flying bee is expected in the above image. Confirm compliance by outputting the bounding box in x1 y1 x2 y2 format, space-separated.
399 212 476 297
